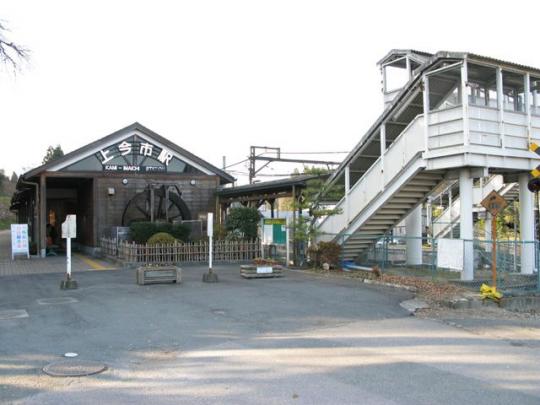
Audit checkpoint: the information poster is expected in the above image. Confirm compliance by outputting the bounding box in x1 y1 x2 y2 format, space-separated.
11 224 30 259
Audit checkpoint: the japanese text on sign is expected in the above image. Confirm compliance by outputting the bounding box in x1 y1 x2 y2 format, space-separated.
98 139 174 167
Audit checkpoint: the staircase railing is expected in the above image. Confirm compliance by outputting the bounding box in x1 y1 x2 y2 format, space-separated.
318 115 425 239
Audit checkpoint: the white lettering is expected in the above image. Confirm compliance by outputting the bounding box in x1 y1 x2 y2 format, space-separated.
100 149 114 164
118 141 132 156
157 148 173 166
139 142 153 156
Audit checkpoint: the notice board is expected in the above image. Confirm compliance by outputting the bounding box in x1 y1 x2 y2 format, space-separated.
11 224 30 259
437 238 463 271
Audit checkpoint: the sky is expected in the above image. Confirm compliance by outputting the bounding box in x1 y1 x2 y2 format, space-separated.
1 0 539 184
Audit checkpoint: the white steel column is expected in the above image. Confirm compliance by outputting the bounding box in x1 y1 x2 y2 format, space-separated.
519 173 535 274
344 165 350 223
448 187 453 239
406 205 423 266
426 198 432 232
380 124 386 185
422 75 430 153
525 73 532 143
460 169 474 280
496 67 505 149
406 56 412 80
461 60 470 146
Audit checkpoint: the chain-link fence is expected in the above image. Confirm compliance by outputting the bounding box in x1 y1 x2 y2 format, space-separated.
327 233 539 292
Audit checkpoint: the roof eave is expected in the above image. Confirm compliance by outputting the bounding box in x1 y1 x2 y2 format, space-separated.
21 122 236 184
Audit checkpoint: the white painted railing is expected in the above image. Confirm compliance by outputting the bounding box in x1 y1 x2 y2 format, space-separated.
318 100 540 241
428 106 464 150
427 104 540 153
318 115 425 238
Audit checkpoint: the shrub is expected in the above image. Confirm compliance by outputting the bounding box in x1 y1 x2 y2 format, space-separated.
318 241 341 267
253 257 279 266
130 222 190 243
168 224 190 241
147 232 176 245
130 222 158 243
225 207 260 239
309 241 341 268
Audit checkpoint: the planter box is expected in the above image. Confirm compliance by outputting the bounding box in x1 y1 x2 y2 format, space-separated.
136 266 182 285
240 264 284 279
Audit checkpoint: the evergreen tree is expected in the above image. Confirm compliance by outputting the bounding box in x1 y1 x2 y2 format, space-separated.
290 166 343 243
225 207 261 239
42 145 64 164
0 170 4 195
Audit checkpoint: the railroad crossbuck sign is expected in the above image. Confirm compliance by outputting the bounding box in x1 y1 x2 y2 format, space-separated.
530 143 540 177
528 143 540 192
480 191 507 217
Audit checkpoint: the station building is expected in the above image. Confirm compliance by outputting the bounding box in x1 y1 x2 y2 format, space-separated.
10 122 234 257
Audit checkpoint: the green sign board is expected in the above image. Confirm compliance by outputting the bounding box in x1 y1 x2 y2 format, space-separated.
262 218 286 244
263 218 286 225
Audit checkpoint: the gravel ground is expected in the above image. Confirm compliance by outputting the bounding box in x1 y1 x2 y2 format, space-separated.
304 267 540 327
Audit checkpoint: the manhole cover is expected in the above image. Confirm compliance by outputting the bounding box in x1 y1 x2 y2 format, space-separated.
37 297 79 305
0 309 29 320
43 360 107 377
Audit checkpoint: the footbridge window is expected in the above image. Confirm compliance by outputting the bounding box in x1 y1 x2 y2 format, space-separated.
425 63 462 112
382 56 422 106
465 64 498 108
502 70 526 113
529 76 540 116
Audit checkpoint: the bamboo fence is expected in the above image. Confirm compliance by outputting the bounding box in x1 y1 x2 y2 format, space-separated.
101 237 261 264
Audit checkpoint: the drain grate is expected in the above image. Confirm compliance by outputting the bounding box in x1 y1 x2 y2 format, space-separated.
37 297 79 305
43 360 107 377
0 309 29 320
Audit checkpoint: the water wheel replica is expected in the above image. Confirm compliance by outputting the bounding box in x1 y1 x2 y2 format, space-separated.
122 185 192 226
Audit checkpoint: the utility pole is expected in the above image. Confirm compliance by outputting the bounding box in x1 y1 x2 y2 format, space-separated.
248 145 341 184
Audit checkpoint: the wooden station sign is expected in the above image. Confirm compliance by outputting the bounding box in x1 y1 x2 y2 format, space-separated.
480 190 507 217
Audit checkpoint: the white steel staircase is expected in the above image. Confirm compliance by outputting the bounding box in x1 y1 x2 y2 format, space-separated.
317 116 445 260
315 49 540 271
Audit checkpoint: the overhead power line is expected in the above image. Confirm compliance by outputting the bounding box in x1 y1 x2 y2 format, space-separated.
279 151 348 155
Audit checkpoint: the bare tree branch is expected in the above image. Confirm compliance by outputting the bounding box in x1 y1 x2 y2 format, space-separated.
0 20 29 71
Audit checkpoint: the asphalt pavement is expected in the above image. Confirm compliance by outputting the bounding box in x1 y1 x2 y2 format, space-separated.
1 263 540 404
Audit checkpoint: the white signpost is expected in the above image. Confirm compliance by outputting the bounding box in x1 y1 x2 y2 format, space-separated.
202 212 218 282
207 212 213 270
11 224 30 260
60 215 78 289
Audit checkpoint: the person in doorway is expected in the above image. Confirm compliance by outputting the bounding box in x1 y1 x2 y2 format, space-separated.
46 223 59 255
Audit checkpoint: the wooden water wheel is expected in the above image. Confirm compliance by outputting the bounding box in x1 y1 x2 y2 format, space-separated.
121 185 192 226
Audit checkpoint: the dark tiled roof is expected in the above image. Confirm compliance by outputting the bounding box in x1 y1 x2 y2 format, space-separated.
218 174 326 197
23 122 235 184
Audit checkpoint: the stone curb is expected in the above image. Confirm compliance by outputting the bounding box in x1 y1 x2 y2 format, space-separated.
363 278 418 292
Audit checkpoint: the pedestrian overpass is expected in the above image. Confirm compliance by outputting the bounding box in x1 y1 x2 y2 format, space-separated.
317 50 540 280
